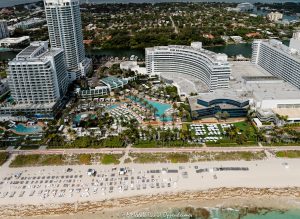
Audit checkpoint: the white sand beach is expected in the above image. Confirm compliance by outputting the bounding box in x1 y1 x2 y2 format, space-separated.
0 158 300 218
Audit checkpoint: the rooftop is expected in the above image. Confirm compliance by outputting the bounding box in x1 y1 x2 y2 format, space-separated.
146 42 229 64
15 18 45 27
272 108 300 120
256 39 300 61
189 90 251 111
188 61 300 111
14 41 63 62
101 76 127 89
230 61 300 101
0 36 30 44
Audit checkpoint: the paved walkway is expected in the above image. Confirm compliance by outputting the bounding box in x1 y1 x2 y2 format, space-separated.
2 146 300 156
169 15 178 34
1 154 16 168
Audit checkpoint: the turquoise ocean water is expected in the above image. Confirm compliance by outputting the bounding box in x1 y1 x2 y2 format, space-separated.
126 208 300 219
242 209 300 219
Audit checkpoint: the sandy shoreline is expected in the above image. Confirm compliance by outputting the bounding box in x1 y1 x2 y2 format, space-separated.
2 187 300 218
1 159 300 218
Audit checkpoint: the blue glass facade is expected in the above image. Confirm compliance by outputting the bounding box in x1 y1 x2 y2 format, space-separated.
194 98 249 118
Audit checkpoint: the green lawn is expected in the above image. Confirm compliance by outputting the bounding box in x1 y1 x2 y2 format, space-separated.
276 151 300 158
263 142 300 146
133 140 203 148
100 154 121 165
129 151 266 163
10 153 97 167
0 152 8 166
103 137 125 147
233 121 250 131
10 154 64 167
78 154 92 165
206 141 257 147
166 153 189 163
212 151 266 161
130 153 166 163
20 145 40 150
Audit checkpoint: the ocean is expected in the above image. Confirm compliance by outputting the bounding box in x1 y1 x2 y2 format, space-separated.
1 0 300 8
135 208 300 219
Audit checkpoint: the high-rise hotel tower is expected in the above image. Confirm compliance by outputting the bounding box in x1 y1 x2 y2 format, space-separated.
44 0 92 81
252 31 300 89
0 42 69 116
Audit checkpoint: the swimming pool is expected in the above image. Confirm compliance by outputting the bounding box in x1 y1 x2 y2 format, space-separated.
107 104 118 110
74 115 81 123
128 96 172 121
12 124 42 134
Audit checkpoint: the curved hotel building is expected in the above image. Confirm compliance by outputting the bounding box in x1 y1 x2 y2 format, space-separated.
146 42 231 91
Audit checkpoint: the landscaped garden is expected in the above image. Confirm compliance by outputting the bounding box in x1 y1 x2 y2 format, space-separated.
276 151 300 158
9 153 124 167
129 151 266 163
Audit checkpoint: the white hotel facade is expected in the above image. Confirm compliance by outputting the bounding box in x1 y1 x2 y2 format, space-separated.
251 32 300 89
44 0 92 81
0 42 69 116
145 42 231 91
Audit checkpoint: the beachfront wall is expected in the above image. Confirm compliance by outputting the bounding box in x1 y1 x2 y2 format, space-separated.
193 98 249 118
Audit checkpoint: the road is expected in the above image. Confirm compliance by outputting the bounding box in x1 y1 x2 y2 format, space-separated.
2 146 300 155
169 15 178 34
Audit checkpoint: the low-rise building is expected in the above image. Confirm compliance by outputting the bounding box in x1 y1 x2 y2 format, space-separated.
189 91 250 118
189 61 300 124
267 12 283 22
77 76 135 98
120 61 147 75
14 18 46 30
0 20 9 39
237 2 255 12
0 36 30 48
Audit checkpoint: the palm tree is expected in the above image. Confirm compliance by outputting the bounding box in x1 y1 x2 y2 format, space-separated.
171 112 177 128
148 105 154 119
153 108 158 118
222 111 230 121
96 106 104 118
145 102 151 111
225 126 238 140
191 111 199 120
247 109 256 121
143 100 149 108
182 110 189 122
161 113 167 127
255 128 266 143
215 111 222 121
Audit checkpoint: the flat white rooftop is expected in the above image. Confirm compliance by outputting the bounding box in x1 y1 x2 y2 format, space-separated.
229 61 300 101
146 43 228 64
188 61 300 111
259 39 300 62
0 36 30 44
273 108 300 120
